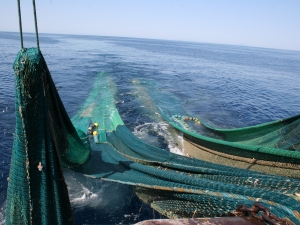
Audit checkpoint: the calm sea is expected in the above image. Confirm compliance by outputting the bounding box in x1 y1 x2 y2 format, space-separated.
0 31 299 224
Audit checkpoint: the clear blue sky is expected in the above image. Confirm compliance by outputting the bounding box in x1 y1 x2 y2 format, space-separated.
1 0 300 51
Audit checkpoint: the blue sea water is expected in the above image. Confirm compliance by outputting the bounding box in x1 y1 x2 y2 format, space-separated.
0 31 300 224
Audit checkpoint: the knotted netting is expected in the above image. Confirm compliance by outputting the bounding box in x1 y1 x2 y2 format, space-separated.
162 110 300 178
69 72 300 224
170 112 300 151
6 49 300 224
6 48 90 225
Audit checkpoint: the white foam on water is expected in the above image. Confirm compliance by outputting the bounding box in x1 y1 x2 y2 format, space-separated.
0 202 5 225
133 121 184 155
168 134 184 155
64 170 133 214
123 213 141 222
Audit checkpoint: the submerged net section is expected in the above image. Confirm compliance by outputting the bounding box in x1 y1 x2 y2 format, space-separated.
169 113 300 151
235 117 300 151
6 50 300 224
6 48 90 225
164 114 300 169
70 73 300 224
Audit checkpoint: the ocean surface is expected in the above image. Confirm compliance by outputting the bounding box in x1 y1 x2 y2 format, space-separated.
0 31 300 224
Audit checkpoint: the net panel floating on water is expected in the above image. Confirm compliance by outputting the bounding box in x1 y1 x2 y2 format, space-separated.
6 50 300 224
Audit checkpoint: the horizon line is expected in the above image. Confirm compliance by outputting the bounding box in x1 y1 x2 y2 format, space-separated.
1 30 299 53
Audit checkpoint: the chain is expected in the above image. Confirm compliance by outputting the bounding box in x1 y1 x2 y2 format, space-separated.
236 203 295 225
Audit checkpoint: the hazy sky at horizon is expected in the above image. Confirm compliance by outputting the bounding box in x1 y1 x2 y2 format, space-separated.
1 0 300 51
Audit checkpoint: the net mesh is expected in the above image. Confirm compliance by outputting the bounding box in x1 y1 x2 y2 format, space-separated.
6 48 90 225
169 113 300 151
6 48 300 224
70 72 300 224
164 114 300 173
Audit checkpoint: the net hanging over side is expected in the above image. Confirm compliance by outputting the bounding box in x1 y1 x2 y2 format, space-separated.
6 48 90 225
6 50 300 224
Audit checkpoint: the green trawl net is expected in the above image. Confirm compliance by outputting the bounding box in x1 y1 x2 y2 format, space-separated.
70 72 300 224
170 113 300 151
162 112 300 178
6 48 90 225
6 49 300 224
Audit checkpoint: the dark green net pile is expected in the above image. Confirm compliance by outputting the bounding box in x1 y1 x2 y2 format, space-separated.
6 48 300 224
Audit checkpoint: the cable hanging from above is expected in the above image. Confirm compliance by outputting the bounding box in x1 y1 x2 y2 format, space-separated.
16 0 40 50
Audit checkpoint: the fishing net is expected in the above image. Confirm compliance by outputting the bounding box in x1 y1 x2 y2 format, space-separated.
170 113 300 151
69 72 300 224
6 48 300 224
162 112 300 178
6 48 90 225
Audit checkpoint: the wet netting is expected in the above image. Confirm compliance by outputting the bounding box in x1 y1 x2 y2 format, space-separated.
6 49 300 224
162 111 300 178
6 48 90 224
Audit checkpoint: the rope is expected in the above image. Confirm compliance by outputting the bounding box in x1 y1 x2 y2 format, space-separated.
17 0 40 49
17 0 24 48
32 0 40 50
